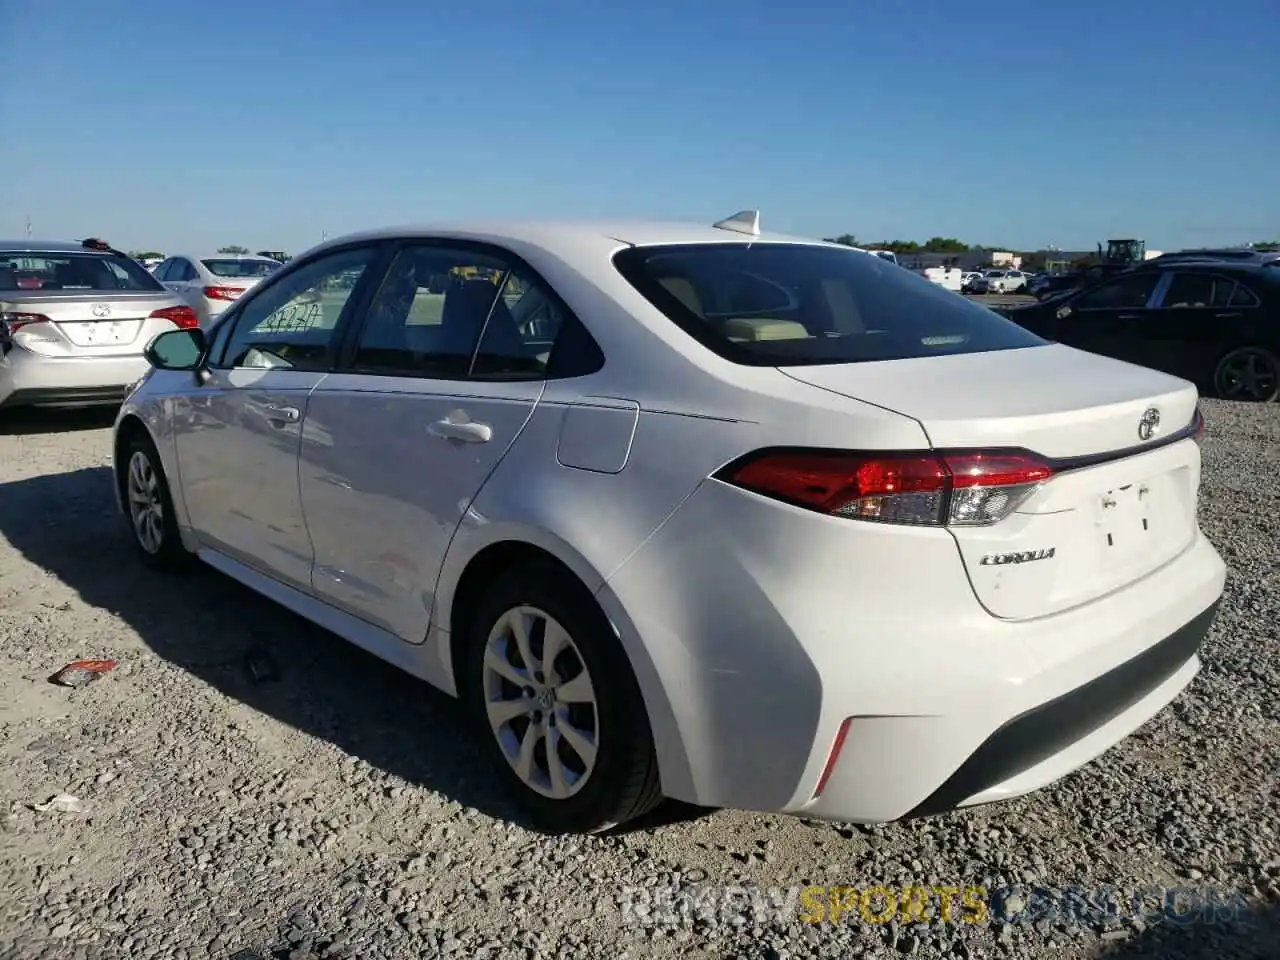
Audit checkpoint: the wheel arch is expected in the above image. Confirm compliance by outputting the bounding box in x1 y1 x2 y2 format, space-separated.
435 525 696 803
112 413 152 510
112 399 197 549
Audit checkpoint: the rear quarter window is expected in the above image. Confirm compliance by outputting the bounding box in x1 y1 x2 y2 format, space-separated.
612 243 1046 366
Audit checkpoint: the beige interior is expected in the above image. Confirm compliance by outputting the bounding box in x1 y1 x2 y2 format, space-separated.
723 317 811 342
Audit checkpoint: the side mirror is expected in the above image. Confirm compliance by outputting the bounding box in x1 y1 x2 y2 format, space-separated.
144 328 207 370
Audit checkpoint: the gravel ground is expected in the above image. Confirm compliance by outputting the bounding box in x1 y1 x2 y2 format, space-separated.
0 399 1277 960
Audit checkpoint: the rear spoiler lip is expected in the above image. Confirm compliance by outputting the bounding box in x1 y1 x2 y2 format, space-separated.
1040 407 1203 473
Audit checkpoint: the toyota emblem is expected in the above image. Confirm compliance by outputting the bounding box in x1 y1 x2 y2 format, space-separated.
1138 407 1161 441
91 303 111 319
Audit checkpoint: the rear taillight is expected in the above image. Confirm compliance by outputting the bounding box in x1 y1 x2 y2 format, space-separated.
149 305 199 330
715 448 1055 527
203 286 240 301
0 311 53 333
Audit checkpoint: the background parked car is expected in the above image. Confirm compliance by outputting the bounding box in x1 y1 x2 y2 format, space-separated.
1001 257 1280 401
153 254 283 326
970 269 1022 294
115 212 1224 835
920 265 964 291
0 238 197 410
863 249 899 265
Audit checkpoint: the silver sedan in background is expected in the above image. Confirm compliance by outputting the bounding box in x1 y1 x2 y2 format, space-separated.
0 239 198 411
154 253 282 326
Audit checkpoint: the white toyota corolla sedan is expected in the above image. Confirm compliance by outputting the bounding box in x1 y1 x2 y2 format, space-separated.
112 211 1226 834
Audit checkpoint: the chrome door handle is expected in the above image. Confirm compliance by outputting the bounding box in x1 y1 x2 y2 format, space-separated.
429 419 492 443
262 403 300 422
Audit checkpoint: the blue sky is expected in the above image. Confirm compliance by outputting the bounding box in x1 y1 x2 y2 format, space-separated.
2 0 1276 255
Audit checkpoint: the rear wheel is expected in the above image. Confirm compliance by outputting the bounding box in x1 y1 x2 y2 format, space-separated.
1213 347 1280 402
121 432 192 570
465 564 662 833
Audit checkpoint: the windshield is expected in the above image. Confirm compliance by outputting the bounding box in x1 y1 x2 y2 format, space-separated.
0 251 164 292
612 243 1047 366
202 258 278 279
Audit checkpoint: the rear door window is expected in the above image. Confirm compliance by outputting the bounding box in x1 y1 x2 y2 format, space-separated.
347 243 600 380
1158 273 1235 308
612 243 1045 366
1072 273 1160 310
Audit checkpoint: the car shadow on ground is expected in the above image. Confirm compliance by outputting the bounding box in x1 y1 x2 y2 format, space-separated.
0 465 711 835
0 407 119 436
1095 900 1279 960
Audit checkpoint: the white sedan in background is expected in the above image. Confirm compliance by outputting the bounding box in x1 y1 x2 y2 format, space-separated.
112 211 1224 833
153 253 282 326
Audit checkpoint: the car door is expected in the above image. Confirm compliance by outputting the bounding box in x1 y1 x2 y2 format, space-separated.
171 243 386 590
1043 270 1163 365
297 241 569 643
1143 270 1265 383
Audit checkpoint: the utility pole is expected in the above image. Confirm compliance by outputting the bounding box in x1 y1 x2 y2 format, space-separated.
25 215 32 239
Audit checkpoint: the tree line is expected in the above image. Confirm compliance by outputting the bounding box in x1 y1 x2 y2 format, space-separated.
824 235 1280 255
823 235 1005 254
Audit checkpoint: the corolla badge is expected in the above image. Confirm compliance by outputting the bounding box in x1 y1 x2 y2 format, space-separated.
1138 407 1161 441
91 303 111 318
979 548 1056 566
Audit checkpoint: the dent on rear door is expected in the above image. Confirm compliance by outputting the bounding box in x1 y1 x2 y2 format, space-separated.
297 376 543 643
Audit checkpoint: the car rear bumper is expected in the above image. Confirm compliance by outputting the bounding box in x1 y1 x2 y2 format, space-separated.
899 600 1216 818
0 349 149 408
603 481 1227 821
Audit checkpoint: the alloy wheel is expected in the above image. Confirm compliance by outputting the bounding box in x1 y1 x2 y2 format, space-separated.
1216 349 1279 402
481 605 599 800
126 450 165 554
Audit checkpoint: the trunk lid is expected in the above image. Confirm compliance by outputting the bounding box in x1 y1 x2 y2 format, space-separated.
3 291 182 355
781 344 1202 620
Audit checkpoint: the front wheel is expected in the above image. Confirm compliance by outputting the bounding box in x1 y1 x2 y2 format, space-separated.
1213 346 1280 402
465 564 662 833
120 433 192 570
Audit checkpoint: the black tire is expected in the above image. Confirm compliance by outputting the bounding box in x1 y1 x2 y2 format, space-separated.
119 431 193 571
1213 346 1280 403
464 562 662 834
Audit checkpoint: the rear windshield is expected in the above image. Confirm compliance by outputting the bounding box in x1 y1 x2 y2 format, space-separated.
202 258 278 278
0 251 163 293
612 243 1046 366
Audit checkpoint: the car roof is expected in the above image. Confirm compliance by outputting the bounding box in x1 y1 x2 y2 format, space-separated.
0 240 115 254
305 218 844 260
189 253 279 260
1135 258 1278 277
